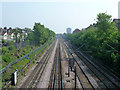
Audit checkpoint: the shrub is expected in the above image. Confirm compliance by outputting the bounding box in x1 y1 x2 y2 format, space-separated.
2 55 11 63
2 47 8 54
17 54 20 58
2 40 7 45
8 45 15 51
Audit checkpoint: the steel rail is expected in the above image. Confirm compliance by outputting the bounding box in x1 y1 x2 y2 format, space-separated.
20 40 56 88
66 41 120 89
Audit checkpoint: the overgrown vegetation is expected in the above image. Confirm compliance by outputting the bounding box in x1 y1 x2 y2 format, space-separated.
2 41 53 83
1 22 55 87
66 13 120 74
2 22 55 67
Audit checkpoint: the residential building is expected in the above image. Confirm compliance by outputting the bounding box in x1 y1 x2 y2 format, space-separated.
7 27 13 40
0 27 30 41
73 28 80 33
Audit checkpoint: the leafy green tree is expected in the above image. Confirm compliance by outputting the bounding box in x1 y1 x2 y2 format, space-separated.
24 27 32 32
29 22 56 46
66 13 120 74
96 13 112 32
33 23 41 45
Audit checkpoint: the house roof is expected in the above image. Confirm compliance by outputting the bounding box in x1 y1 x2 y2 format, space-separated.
73 28 80 33
0 28 13 35
7 29 13 35
0 28 7 35
113 19 120 23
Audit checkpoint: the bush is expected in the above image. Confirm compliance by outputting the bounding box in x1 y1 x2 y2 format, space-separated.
17 54 20 58
8 45 15 51
2 55 11 63
2 40 7 45
2 47 8 54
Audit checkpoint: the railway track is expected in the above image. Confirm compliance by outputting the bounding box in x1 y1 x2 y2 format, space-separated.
64 40 120 89
76 51 120 88
63 41 94 89
70 43 120 88
21 40 56 88
17 38 120 89
48 42 63 89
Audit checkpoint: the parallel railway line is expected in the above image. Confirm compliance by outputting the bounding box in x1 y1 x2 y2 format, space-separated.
9 38 120 89
20 40 56 88
71 44 120 88
63 41 94 89
48 41 63 89
64 40 120 89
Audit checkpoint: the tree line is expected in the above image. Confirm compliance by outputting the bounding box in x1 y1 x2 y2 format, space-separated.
65 13 120 74
26 23 55 46
2 22 55 64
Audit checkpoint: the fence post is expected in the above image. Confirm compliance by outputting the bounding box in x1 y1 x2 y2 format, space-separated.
12 69 18 85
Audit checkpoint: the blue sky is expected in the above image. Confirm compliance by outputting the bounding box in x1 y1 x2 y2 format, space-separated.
1 0 119 33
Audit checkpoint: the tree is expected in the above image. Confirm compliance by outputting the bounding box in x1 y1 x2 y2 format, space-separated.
12 28 23 49
96 13 112 32
12 28 20 44
66 13 120 74
33 23 41 45
32 22 55 46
